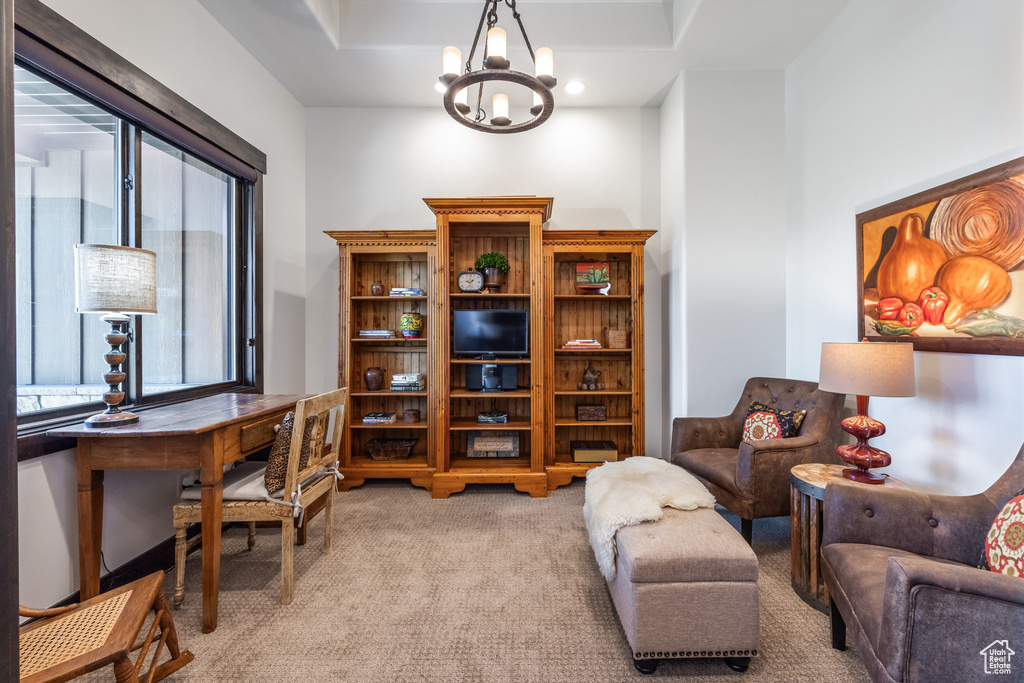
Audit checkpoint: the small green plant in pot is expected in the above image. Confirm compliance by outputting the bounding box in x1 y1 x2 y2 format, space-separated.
474 252 510 292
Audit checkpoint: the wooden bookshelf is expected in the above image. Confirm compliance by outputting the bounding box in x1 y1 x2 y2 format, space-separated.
425 197 552 499
325 230 438 492
326 210 654 497
543 230 654 491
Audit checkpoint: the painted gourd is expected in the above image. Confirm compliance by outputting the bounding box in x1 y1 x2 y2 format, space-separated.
876 213 948 304
937 255 1012 326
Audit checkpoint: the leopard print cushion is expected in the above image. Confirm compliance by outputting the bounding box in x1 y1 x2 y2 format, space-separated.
264 411 322 494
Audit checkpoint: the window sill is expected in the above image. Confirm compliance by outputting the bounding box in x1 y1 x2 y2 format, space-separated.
16 383 259 462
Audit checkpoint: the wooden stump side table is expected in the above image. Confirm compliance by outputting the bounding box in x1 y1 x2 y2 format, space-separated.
790 463 909 613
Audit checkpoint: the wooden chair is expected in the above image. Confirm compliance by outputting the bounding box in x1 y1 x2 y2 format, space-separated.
19 571 193 683
172 387 348 607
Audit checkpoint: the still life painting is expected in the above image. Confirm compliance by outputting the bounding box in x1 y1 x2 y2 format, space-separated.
857 156 1024 355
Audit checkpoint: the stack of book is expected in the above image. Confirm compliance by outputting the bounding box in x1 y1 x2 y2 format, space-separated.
389 288 425 297
561 339 603 350
390 373 425 392
362 412 397 424
359 330 396 339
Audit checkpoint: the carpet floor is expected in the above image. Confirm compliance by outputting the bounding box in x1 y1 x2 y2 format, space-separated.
100 480 870 682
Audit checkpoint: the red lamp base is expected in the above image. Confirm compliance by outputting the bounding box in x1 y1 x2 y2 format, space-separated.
836 396 891 485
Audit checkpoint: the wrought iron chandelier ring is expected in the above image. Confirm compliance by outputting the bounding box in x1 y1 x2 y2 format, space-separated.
443 70 554 134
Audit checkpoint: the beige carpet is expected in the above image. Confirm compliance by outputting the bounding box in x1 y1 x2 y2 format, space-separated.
116 480 869 682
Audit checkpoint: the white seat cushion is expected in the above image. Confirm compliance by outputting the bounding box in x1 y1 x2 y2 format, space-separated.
179 461 281 501
179 461 332 502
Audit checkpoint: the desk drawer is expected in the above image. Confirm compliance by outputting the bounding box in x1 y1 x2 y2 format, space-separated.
240 410 289 453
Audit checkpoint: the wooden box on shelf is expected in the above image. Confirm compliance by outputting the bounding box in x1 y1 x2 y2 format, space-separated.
575 404 608 421
571 440 618 463
467 431 520 458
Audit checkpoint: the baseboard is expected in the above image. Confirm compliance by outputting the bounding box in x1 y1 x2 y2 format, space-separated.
50 525 202 609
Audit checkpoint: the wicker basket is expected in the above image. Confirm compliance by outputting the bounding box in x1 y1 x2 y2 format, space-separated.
366 438 417 461
605 328 628 349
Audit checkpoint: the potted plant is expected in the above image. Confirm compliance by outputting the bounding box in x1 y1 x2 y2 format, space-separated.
474 252 510 292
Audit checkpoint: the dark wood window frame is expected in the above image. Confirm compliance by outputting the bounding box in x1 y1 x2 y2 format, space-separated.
11 0 266 461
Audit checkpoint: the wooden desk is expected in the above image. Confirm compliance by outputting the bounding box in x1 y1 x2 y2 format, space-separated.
790 463 909 612
49 393 305 633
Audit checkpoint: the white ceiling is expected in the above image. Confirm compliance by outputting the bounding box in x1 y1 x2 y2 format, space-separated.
197 0 852 108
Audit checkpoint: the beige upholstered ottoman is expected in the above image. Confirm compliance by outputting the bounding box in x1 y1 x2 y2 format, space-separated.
605 507 760 674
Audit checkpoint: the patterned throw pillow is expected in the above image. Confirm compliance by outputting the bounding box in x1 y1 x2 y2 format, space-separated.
742 402 802 441
264 411 322 494
982 488 1024 578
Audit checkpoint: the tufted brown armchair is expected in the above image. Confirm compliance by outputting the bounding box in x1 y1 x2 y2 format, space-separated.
822 443 1024 683
669 377 845 542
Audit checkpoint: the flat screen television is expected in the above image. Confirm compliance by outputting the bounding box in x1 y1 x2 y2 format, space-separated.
453 309 529 357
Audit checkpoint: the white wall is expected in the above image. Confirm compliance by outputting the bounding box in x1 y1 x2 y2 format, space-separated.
19 0 307 609
304 107 665 457
785 0 1024 494
659 74 686 450
683 71 788 415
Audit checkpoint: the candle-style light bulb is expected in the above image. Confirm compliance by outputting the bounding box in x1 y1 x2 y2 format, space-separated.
442 46 462 82
531 90 543 116
483 27 509 69
534 47 557 87
455 87 470 116
491 93 510 126
535 48 553 77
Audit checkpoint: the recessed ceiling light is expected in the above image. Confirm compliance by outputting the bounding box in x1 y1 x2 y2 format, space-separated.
434 82 447 94
564 81 585 95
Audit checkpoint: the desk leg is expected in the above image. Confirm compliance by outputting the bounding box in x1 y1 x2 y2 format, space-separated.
199 432 224 633
77 441 103 601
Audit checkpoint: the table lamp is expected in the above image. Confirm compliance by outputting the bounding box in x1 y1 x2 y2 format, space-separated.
818 341 916 484
74 244 157 428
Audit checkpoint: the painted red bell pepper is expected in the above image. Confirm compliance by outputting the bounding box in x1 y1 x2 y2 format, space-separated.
917 286 949 325
897 302 924 329
876 297 904 321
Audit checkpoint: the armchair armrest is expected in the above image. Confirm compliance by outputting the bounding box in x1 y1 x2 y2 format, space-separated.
876 555 1024 681
671 415 742 453
735 433 822 490
822 479 997 565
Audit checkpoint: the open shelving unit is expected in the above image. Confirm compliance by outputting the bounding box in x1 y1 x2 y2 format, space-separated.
326 206 653 497
543 230 654 491
426 197 551 499
325 230 438 492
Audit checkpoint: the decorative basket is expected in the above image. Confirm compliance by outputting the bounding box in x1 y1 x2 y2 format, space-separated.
366 438 417 461
604 328 628 349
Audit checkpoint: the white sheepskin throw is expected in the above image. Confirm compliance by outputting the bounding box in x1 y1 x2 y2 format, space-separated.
583 457 716 580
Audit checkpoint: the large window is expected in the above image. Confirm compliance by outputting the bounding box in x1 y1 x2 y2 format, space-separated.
14 63 252 422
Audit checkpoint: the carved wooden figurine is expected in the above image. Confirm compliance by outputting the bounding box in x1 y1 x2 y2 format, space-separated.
578 361 605 391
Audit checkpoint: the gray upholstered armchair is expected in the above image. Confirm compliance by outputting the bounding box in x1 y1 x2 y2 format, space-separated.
822 443 1024 683
669 377 845 542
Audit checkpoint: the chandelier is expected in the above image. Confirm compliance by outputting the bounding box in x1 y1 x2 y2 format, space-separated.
439 0 556 134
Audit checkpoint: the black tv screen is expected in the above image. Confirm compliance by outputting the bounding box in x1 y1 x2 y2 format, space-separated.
453 309 529 356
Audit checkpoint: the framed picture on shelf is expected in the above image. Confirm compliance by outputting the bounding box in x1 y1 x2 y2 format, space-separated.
857 154 1024 356
575 261 611 295
466 431 520 458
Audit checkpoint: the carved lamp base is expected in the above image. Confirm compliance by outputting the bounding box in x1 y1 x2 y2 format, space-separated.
84 313 139 429
836 395 891 484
